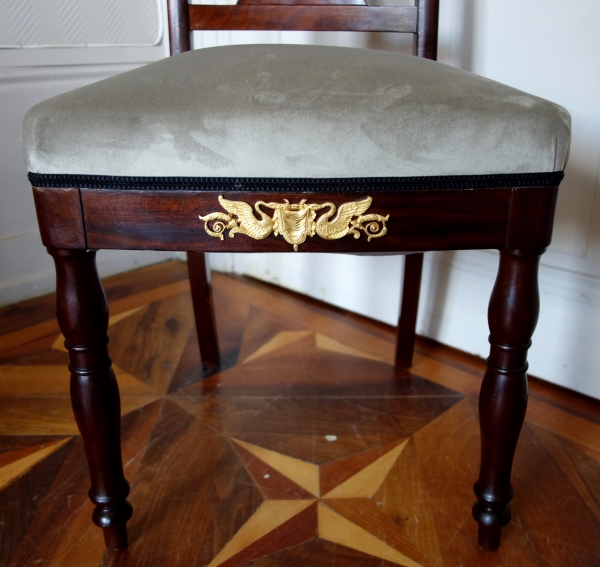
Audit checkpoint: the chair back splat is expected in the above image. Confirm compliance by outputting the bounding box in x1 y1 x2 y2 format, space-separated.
23 0 571 559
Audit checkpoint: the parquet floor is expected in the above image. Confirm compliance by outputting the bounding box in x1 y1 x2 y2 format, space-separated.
1 260 600 567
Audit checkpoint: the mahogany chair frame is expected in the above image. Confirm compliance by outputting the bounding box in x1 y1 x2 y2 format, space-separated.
31 0 562 556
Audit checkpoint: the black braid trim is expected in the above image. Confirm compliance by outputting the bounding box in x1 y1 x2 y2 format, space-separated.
28 172 564 192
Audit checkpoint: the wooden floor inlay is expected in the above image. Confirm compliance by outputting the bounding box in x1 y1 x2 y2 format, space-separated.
317 503 424 567
1 260 600 567
208 500 318 567
231 438 320 497
0 437 72 489
322 439 408 498
210 438 420 567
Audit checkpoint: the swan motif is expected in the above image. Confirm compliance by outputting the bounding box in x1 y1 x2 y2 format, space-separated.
199 196 273 240
218 196 274 240
315 197 373 240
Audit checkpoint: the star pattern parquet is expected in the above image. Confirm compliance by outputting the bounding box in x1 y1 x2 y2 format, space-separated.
1 261 600 567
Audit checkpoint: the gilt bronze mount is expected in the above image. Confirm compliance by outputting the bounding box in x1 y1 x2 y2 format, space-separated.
199 195 389 251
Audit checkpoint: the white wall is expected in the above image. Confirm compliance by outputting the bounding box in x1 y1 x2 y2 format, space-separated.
0 2 176 307
206 0 600 400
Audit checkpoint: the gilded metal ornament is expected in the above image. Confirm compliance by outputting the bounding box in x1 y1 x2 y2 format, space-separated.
199 196 389 251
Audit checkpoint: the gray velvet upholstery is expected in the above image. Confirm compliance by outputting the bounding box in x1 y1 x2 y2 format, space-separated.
22 44 571 179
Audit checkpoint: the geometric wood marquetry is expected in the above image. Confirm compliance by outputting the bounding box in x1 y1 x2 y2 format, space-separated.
217 438 421 567
207 500 318 567
0 437 71 490
315 333 385 362
242 330 383 364
322 439 408 498
317 503 424 567
231 439 318 500
0 364 155 397
242 330 313 363
231 438 320 497
1 260 600 566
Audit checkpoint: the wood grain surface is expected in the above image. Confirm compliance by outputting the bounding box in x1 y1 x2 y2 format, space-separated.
189 5 417 32
31 187 86 250
1 260 599 566
79 189 513 253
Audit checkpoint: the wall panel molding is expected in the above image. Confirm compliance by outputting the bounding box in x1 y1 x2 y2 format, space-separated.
0 0 163 48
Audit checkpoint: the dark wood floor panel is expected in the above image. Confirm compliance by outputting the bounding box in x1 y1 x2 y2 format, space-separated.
170 395 461 465
512 423 600 567
7 436 103 567
251 537 410 567
186 353 463 398
1 260 600 566
106 399 265 567
0 437 75 566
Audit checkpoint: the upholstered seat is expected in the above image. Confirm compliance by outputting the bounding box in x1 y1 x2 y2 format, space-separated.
23 44 570 183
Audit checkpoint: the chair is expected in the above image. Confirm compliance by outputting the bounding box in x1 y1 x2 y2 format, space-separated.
23 0 570 556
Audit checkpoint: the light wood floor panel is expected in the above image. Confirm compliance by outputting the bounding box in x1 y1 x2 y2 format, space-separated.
1 261 599 567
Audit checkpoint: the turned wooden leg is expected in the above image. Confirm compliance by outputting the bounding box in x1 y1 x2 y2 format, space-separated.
472 249 542 550
395 253 424 369
49 248 132 551
187 251 220 369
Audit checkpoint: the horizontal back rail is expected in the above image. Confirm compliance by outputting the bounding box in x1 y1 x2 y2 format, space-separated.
237 0 369 5
189 5 418 32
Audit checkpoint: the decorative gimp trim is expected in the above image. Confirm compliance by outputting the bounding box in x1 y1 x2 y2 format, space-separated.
28 171 563 192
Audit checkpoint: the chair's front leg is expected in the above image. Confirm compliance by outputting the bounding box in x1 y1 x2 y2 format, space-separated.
49 248 132 551
472 248 543 551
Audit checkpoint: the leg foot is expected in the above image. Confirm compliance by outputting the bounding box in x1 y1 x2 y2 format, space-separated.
50 248 132 550
103 526 130 551
472 498 510 550
477 523 502 551
473 249 543 551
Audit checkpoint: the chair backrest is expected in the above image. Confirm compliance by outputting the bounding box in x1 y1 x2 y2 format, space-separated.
167 0 438 60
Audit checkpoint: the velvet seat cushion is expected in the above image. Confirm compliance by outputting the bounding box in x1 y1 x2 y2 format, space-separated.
22 44 570 183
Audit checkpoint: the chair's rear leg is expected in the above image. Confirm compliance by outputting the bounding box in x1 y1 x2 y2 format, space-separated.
187 251 220 369
50 248 132 551
395 253 424 369
473 249 542 550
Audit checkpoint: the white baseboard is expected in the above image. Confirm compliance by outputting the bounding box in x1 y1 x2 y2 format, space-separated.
0 241 177 307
